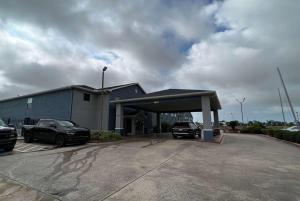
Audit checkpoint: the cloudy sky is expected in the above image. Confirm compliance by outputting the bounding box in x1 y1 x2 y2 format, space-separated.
0 0 299 122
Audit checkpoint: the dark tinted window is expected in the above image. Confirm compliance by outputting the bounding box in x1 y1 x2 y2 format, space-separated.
83 93 90 101
57 120 75 127
189 123 197 129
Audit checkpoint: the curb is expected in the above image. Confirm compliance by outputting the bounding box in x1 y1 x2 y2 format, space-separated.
218 134 225 144
259 134 300 148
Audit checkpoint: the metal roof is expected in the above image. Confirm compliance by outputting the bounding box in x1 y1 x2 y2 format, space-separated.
141 89 213 98
0 83 144 103
111 88 221 112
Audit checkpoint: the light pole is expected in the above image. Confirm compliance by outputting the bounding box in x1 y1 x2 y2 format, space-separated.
236 97 246 124
230 112 234 121
100 66 108 132
296 112 299 123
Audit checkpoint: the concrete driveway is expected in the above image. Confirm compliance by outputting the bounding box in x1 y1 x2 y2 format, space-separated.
0 134 299 201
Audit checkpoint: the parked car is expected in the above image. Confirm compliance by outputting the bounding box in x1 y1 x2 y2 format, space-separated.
0 118 17 152
283 126 300 132
171 122 201 139
22 119 90 147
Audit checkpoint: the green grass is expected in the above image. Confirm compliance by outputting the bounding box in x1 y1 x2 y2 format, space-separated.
90 131 122 142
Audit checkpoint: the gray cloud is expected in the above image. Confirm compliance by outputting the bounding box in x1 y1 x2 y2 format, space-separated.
0 0 299 122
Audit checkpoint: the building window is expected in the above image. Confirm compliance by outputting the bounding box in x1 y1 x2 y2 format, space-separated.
27 98 33 109
135 88 138 94
83 93 90 102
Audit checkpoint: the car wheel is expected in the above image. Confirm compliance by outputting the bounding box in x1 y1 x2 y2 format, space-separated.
4 144 15 152
80 140 88 145
172 134 177 139
55 135 65 147
191 134 196 139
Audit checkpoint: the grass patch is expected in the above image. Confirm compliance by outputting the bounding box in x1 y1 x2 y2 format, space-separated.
90 131 122 142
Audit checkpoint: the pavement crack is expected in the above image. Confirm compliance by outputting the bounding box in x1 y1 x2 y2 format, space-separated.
0 173 61 201
43 144 111 197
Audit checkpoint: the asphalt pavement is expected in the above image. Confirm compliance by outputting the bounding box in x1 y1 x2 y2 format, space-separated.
0 134 299 201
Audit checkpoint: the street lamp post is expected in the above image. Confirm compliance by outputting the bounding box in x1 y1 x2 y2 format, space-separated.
236 98 246 124
100 66 108 132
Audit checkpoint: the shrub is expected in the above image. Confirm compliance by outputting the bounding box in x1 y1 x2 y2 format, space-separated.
227 121 239 131
240 125 264 134
264 129 300 143
296 132 300 143
243 127 300 144
99 131 122 141
90 130 101 141
274 131 284 139
282 131 295 142
90 130 122 142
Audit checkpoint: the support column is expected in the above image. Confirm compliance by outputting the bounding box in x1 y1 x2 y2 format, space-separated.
115 103 124 134
201 96 213 141
131 117 136 135
156 112 161 133
213 110 219 128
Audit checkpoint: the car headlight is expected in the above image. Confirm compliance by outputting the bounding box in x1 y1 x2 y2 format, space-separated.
66 131 76 135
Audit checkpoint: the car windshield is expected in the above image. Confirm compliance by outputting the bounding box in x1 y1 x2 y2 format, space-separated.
0 119 7 127
57 120 76 127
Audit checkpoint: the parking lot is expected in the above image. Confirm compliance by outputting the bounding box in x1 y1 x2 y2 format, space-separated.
0 134 299 201
0 141 55 156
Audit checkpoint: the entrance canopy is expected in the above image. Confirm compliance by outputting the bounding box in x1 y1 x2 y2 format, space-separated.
112 89 221 141
111 89 221 113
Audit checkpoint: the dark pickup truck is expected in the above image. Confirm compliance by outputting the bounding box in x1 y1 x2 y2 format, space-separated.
171 122 201 139
22 119 90 147
0 118 17 152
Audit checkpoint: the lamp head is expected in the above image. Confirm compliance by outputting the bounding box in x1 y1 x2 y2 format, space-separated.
103 66 108 71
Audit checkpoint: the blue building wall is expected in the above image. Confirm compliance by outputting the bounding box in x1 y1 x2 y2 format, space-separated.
108 84 147 130
0 89 73 126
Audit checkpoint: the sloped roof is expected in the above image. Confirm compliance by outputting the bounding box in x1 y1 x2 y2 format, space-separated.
143 89 213 98
111 88 221 111
0 83 145 103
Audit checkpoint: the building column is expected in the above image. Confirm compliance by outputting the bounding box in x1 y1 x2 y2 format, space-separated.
115 103 124 134
201 96 213 141
156 112 161 133
131 117 136 135
213 110 219 128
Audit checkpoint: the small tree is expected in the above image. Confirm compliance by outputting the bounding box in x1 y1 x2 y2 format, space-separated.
227 121 239 131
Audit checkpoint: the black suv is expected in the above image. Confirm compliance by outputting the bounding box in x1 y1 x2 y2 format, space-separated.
0 119 17 152
171 122 201 139
23 119 90 147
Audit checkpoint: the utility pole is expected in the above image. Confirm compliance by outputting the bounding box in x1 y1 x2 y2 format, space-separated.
230 112 234 121
277 67 299 127
278 88 286 125
236 98 246 124
100 66 108 132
